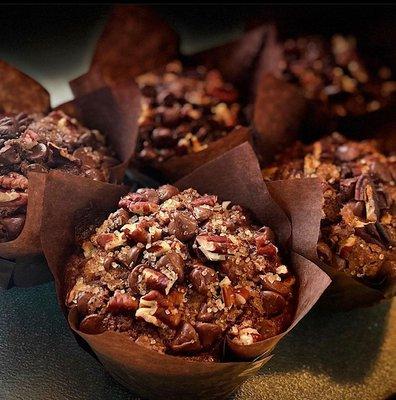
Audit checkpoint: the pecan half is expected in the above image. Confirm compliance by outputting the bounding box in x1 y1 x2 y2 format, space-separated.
128 264 175 295
196 234 235 261
136 290 180 328
107 291 138 313
191 195 217 207
96 231 126 250
127 202 159 215
122 223 149 244
0 173 28 190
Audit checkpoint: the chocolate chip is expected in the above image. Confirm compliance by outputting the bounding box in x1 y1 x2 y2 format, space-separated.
170 322 201 353
355 224 384 247
352 201 366 218
79 314 106 334
375 222 395 247
0 113 32 139
261 291 287 316
23 163 48 174
127 246 143 268
157 91 177 107
27 143 47 162
189 264 218 295
128 264 145 294
195 322 222 349
141 85 157 98
151 128 176 148
47 143 75 167
168 212 197 242
157 184 179 202
354 174 370 201
0 144 21 164
339 177 358 201
156 252 185 282
159 107 181 128
76 292 93 316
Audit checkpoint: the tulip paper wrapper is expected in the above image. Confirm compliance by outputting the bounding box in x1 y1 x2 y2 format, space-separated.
41 143 330 400
0 60 140 289
264 175 396 310
69 5 281 182
252 33 396 163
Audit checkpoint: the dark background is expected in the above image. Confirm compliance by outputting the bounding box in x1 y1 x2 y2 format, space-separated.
0 5 395 105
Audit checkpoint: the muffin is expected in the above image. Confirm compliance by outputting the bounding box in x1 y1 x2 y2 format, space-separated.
135 61 243 165
66 185 296 361
263 133 396 291
279 34 396 118
0 110 119 242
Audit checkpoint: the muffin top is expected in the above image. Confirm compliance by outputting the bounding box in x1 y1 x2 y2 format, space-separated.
263 133 396 288
66 185 296 361
0 110 118 242
136 61 242 164
278 35 396 117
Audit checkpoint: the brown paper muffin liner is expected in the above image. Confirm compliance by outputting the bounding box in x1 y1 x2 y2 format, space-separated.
69 5 277 182
251 25 396 161
0 60 50 115
40 143 330 399
0 62 140 288
263 177 395 310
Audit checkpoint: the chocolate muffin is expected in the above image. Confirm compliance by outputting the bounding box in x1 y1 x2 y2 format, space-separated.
0 110 119 242
135 61 243 164
66 185 296 361
278 34 395 118
263 133 396 290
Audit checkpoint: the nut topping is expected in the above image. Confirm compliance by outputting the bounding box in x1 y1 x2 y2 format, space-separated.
67 185 295 359
136 62 241 164
263 132 395 287
0 111 118 243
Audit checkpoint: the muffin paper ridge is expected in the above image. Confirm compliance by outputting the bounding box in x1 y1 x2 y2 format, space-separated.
69 5 276 183
40 142 330 399
0 62 139 288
